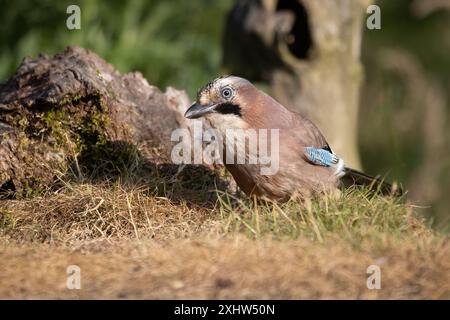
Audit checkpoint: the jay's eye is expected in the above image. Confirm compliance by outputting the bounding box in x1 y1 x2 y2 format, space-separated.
220 87 233 99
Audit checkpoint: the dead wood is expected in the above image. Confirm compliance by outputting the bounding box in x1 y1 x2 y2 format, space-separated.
0 46 191 196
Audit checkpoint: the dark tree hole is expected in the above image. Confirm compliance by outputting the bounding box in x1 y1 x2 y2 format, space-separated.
276 0 313 59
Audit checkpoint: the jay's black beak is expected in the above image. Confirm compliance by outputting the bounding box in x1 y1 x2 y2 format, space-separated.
184 102 216 119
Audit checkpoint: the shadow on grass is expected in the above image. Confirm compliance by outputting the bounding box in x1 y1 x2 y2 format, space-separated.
60 140 230 208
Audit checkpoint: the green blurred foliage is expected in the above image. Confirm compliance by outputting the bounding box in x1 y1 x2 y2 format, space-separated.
0 0 234 97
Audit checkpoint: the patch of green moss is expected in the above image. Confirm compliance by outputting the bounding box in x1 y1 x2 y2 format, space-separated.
35 92 144 179
34 92 111 153
0 208 15 231
20 176 46 199
2 91 145 198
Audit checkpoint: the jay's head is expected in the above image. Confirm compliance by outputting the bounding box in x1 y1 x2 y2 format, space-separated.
185 75 290 132
184 75 256 129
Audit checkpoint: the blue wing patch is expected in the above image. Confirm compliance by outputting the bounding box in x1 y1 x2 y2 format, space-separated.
304 147 339 167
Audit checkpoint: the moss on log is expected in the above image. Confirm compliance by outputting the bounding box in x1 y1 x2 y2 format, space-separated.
0 46 190 196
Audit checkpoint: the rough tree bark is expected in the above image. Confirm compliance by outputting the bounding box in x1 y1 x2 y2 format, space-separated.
223 0 371 168
0 46 192 196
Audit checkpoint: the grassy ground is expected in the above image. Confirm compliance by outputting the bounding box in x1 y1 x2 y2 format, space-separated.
0 162 448 299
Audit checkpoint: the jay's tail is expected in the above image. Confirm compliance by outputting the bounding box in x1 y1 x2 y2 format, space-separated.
341 167 403 197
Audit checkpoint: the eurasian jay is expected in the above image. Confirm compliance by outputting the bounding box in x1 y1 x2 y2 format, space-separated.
184 75 399 202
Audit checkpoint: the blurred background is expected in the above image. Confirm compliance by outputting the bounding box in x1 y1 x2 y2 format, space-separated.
0 0 448 229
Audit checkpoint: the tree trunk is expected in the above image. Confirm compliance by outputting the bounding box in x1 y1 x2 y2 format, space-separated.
223 0 370 168
0 46 192 196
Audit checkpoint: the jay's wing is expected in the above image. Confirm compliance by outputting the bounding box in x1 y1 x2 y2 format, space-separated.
286 114 338 163
282 115 346 177
300 117 331 150
303 147 339 167
303 146 345 178
286 110 402 195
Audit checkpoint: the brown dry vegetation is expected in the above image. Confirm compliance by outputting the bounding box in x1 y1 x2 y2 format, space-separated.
1 237 449 299
0 163 449 299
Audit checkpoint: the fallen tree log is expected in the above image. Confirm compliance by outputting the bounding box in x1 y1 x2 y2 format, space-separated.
0 46 192 196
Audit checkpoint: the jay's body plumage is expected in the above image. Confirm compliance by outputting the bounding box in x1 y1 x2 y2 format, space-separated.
185 75 397 201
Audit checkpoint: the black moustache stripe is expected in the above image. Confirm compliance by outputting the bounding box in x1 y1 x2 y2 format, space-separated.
215 103 242 117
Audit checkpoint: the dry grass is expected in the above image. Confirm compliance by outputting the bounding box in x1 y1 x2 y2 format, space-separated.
0 164 448 299
0 238 448 299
